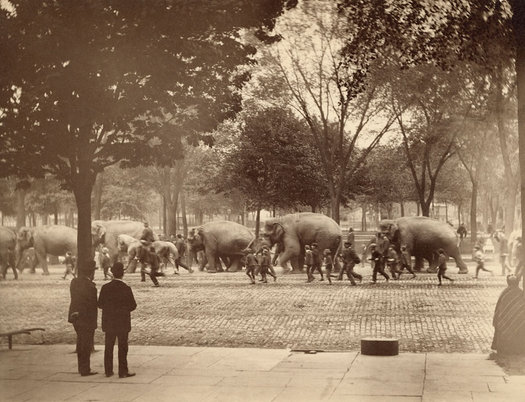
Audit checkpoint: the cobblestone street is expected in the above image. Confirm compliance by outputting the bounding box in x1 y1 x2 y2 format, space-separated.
0 257 509 353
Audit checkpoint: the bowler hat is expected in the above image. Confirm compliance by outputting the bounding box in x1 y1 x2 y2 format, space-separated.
111 262 124 277
80 260 97 272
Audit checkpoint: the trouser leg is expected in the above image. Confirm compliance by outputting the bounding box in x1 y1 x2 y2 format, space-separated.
149 270 159 286
104 332 117 376
337 263 345 280
76 327 94 375
117 332 129 376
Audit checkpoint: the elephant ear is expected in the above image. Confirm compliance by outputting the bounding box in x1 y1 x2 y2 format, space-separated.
389 223 400 243
272 222 285 240
91 223 106 244
18 227 32 243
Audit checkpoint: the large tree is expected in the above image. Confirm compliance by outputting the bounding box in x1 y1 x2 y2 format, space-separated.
218 107 325 236
0 0 296 263
253 1 397 223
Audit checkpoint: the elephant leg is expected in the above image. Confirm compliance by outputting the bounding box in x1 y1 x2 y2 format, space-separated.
199 253 207 271
205 250 218 273
277 248 298 273
414 256 424 271
427 255 438 273
216 256 224 272
34 252 49 275
227 256 241 272
453 253 469 274
289 256 300 272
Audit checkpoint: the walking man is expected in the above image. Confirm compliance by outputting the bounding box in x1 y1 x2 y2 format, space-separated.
311 243 324 281
304 245 314 282
493 231 511 276
398 245 416 278
68 260 98 376
260 247 276 283
323 249 334 285
245 249 258 284
98 262 137 378
370 243 389 284
437 248 454 286
474 244 493 278
338 241 362 284
100 247 112 280
62 251 76 280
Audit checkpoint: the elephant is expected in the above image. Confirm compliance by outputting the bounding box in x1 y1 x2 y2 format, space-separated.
15 225 78 275
378 216 468 274
187 221 255 273
261 212 343 273
0 226 17 279
92 220 156 264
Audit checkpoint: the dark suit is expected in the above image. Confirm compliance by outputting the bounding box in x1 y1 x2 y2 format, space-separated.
98 279 137 376
68 276 97 375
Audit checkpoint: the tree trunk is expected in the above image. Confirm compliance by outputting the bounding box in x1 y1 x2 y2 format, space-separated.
73 173 95 265
421 201 430 217
400 201 405 217
512 0 525 292
330 190 341 223
161 195 167 235
417 202 420 216
255 206 261 238
92 171 104 220
470 182 478 246
166 199 177 236
504 184 517 238
361 205 367 231
42 214 48 225
15 187 27 229
180 191 188 237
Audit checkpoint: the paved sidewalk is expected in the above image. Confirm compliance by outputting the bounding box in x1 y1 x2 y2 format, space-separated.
1 345 524 401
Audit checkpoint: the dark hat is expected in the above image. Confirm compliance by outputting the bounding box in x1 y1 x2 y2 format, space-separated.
344 241 351 246
111 262 124 277
311 242 318 247
474 244 481 249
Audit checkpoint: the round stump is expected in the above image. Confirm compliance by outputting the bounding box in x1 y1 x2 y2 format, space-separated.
361 338 399 356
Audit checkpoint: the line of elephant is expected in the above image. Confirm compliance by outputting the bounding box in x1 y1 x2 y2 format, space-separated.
5 213 516 279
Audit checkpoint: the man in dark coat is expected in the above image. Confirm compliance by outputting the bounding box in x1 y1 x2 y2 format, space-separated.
338 241 362 284
98 262 137 378
140 221 155 244
492 275 525 355
68 260 98 376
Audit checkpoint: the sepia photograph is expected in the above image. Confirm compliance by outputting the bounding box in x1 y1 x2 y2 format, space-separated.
1 0 525 401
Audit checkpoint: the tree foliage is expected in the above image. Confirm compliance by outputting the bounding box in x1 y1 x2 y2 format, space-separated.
0 0 296 261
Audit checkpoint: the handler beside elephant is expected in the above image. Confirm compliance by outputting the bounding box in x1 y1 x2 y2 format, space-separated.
16 225 77 275
0 226 17 279
379 216 468 274
92 220 157 265
261 212 342 273
187 221 254 273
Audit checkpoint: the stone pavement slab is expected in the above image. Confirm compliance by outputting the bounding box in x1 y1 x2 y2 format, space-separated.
0 345 524 401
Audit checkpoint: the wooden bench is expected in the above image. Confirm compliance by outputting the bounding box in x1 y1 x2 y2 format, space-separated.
0 328 45 349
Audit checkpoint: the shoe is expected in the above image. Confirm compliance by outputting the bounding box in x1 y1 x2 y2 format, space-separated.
307 278 314 283
319 278 324 281
438 283 442 286
153 284 160 287
81 371 98 376
119 372 136 378
106 372 114 377
273 276 277 282
412 275 416 279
